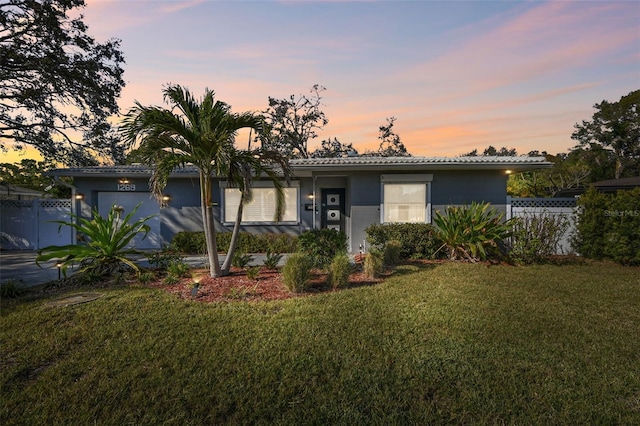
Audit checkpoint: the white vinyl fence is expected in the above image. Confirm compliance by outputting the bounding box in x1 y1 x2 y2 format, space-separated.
0 199 73 250
506 197 577 255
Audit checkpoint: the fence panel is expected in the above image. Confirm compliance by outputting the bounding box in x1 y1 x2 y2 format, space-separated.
0 200 37 249
0 199 72 250
507 197 577 255
37 199 73 248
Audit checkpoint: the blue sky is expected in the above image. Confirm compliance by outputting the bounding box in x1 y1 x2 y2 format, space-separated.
76 1 640 157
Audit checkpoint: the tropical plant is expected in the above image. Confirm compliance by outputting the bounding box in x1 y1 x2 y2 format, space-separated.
245 266 261 281
36 204 153 277
262 250 283 270
433 202 512 262
121 84 290 277
231 251 254 269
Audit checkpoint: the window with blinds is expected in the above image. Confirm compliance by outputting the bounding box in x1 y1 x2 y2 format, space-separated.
383 183 427 223
224 187 298 223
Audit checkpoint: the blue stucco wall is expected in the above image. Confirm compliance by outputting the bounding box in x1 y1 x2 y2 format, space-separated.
72 169 508 252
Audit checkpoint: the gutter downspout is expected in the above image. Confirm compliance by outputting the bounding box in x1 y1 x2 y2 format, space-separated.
312 175 317 230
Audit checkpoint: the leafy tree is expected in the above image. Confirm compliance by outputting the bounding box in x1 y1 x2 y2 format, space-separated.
309 137 358 158
259 84 328 159
121 85 290 277
0 158 70 197
571 90 640 179
369 116 410 157
0 0 125 166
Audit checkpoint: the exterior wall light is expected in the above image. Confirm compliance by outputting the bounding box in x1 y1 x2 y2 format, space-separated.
308 193 315 200
75 193 85 200
505 170 513 175
119 177 130 184
161 194 171 202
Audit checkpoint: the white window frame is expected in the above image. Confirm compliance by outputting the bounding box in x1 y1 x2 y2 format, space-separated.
221 181 300 225
380 174 432 224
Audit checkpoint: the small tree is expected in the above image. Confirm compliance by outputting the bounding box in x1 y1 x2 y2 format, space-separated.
121 85 289 277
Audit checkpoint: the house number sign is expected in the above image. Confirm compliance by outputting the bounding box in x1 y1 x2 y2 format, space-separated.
117 183 136 191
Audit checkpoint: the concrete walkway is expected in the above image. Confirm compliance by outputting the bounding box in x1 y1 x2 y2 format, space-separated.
0 251 281 289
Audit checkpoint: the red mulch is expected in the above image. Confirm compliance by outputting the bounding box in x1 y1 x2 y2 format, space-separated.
147 266 386 303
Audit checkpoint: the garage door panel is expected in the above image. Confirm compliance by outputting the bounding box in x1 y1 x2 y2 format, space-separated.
97 192 161 249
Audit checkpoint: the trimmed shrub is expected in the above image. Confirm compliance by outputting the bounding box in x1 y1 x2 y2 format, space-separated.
298 229 348 269
364 250 384 279
282 253 312 293
383 240 402 266
573 187 640 265
328 253 351 290
171 232 297 254
510 212 571 264
171 232 207 254
365 223 442 259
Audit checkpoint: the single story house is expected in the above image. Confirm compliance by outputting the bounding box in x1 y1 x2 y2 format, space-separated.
48 156 551 252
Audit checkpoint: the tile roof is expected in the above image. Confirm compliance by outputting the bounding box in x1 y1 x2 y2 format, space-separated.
47 156 551 177
291 156 549 166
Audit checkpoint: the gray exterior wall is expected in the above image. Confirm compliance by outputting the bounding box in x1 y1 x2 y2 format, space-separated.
73 176 313 249
72 169 508 252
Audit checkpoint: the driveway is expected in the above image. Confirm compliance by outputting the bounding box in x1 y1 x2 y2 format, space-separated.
0 251 64 288
0 251 280 289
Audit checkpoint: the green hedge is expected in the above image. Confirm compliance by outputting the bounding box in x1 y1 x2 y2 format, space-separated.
365 223 443 259
573 187 640 265
297 229 348 269
170 231 298 254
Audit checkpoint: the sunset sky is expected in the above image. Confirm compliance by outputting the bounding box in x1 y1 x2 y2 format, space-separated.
7 0 640 162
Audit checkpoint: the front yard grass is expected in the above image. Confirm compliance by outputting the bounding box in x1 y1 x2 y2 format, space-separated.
1 261 639 424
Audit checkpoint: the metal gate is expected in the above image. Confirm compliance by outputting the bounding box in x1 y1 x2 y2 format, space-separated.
0 199 72 250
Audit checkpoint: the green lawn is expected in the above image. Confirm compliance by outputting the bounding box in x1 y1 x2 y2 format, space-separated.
2 262 639 425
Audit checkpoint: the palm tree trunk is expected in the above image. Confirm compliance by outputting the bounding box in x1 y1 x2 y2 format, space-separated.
221 195 245 275
200 172 222 277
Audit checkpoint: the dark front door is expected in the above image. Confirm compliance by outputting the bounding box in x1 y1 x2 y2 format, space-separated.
321 188 345 232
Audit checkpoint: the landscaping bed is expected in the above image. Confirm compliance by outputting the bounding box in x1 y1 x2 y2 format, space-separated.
148 267 386 302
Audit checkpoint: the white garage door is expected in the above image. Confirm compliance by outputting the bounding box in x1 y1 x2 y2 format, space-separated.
97 192 161 249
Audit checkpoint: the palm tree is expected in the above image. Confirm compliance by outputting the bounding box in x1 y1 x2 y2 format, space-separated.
120 85 290 277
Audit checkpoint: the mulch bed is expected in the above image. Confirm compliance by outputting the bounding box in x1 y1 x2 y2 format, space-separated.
148 267 386 303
